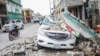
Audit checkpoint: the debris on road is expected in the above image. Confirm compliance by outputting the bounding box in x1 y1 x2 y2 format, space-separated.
0 36 100 56
0 37 35 56
67 51 84 56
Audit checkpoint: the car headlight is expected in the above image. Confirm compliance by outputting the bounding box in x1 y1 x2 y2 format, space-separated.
38 29 46 36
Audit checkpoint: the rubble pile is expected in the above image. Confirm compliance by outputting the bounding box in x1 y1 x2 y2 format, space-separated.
0 37 100 56
67 51 84 56
76 39 100 56
0 38 35 56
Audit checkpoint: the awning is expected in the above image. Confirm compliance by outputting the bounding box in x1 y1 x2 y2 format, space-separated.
66 0 84 6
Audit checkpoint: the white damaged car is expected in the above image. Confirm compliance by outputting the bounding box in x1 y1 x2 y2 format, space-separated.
37 16 76 49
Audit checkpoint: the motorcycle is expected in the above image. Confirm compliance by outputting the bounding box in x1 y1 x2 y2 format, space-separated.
9 29 20 41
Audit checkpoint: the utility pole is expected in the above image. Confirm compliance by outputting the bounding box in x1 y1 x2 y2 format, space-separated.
91 1 97 29
64 0 67 11
0 18 2 29
49 0 51 14
95 0 98 27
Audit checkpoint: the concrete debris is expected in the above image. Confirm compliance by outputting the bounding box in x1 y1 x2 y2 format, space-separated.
13 45 25 54
0 37 35 56
24 38 35 44
1 51 13 56
25 43 34 49
14 52 25 56
32 46 38 51
0 37 100 56
77 40 100 56
67 51 84 56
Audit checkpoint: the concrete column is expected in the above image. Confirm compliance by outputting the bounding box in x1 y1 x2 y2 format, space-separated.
82 5 85 20
92 15 96 29
0 18 2 29
64 0 68 11
77 7 80 20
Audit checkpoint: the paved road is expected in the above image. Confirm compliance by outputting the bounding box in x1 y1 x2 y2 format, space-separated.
26 49 68 56
0 23 85 56
0 23 40 50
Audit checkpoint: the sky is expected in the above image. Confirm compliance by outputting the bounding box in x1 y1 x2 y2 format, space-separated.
21 0 53 15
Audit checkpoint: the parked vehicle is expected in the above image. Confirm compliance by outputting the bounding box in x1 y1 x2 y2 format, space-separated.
2 19 24 32
39 18 44 25
37 15 76 49
2 22 13 32
15 19 24 29
32 18 40 23
39 21 42 25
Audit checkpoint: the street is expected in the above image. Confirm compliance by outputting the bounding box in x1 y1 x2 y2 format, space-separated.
0 20 99 56
0 23 40 50
0 23 72 56
0 0 100 56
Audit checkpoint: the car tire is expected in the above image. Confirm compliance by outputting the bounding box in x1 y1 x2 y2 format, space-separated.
17 31 20 38
39 22 42 25
37 44 43 49
3 31 6 33
33 21 35 23
21 25 24 29
9 34 14 41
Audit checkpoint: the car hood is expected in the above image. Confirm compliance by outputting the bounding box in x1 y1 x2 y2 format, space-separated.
39 25 70 34
16 23 22 25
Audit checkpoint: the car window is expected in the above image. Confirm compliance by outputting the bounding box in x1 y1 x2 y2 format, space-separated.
34 18 39 20
11 20 15 23
5 21 9 24
42 17 54 25
16 20 21 22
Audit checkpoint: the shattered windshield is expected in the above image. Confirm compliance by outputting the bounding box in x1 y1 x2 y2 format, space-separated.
42 16 56 25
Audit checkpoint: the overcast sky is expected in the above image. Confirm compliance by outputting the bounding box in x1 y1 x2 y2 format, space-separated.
21 0 53 15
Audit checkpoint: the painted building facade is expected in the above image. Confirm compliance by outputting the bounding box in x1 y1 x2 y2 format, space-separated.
22 9 34 23
0 0 7 29
53 0 87 20
53 0 90 28
4 0 22 20
88 0 100 28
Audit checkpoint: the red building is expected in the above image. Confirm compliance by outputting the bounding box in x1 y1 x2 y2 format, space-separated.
22 8 34 23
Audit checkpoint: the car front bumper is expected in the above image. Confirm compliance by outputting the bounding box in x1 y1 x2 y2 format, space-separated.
37 34 76 49
2 28 9 32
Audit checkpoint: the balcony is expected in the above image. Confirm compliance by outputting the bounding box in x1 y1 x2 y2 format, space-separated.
66 0 84 6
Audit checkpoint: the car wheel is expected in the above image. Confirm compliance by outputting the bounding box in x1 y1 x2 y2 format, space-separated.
37 44 43 49
17 31 20 38
9 34 14 41
34 21 36 23
39 22 42 25
21 25 24 29
3 31 6 33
